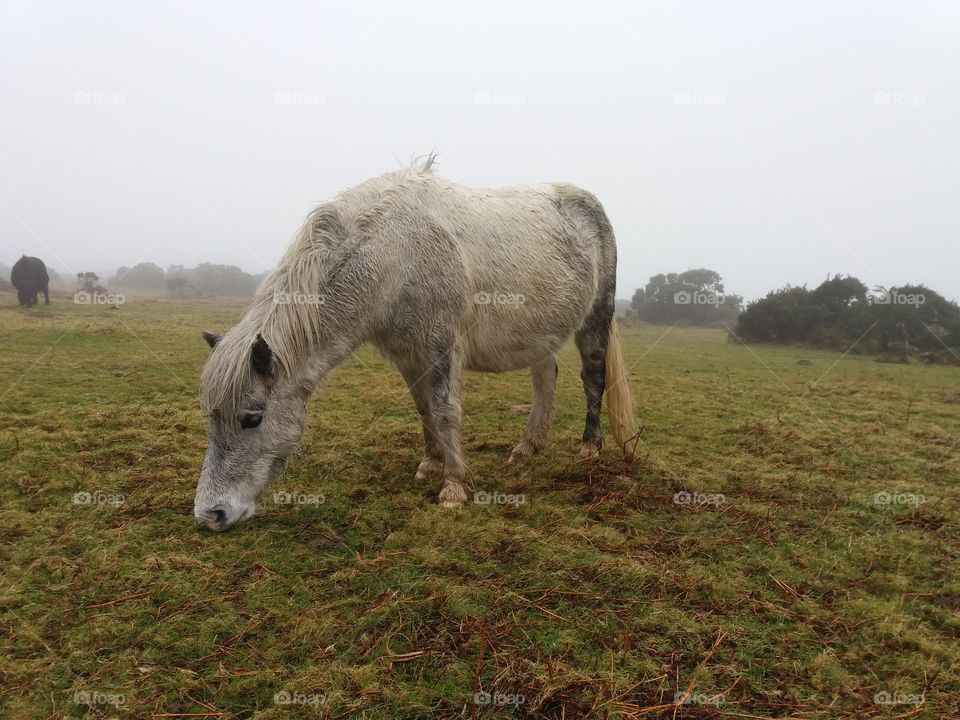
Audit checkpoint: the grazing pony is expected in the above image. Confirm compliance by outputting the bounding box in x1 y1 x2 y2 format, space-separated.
11 255 50 307
195 158 637 531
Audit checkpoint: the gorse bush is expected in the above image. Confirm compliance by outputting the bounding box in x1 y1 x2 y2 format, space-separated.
735 275 960 360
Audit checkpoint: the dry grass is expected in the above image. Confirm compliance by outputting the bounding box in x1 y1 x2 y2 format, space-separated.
0 295 957 719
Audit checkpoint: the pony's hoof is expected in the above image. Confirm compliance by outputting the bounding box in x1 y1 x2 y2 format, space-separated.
438 482 467 507
579 442 600 459
415 458 440 481
507 444 531 465
509 439 546 465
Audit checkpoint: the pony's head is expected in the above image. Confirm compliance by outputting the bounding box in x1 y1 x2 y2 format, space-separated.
194 329 311 531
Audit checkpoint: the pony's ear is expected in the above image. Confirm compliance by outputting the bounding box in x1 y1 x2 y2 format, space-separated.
202 331 222 349
251 334 274 377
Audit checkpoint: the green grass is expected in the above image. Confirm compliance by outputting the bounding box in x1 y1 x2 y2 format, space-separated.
0 295 957 719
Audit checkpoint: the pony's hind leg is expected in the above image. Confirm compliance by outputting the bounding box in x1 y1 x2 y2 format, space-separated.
508 354 558 464
398 363 443 481
575 306 614 459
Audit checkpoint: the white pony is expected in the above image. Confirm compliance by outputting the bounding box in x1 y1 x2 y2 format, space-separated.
195 158 637 531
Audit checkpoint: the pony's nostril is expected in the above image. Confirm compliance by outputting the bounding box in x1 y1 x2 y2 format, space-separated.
196 506 229 527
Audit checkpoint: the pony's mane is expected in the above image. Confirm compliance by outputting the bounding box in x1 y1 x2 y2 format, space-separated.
200 156 438 417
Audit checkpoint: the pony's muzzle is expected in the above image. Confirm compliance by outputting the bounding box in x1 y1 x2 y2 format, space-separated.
195 502 252 532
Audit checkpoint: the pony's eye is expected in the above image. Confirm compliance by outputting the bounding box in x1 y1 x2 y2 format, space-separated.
240 413 263 429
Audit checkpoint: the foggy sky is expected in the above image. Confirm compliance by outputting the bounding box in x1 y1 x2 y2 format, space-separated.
2 1 959 302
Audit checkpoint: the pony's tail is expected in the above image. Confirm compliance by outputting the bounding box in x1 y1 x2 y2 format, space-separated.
605 320 639 460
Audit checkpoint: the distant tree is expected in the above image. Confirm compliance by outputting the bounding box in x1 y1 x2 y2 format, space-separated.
166 275 201 297
189 263 261 296
864 285 960 351
629 268 742 325
78 261 268 298
162 263 263 297
736 275 960 361
111 262 165 289
736 285 827 342
811 274 868 320
76 271 101 293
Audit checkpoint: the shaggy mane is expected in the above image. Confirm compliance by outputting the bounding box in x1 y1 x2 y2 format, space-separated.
200 156 437 418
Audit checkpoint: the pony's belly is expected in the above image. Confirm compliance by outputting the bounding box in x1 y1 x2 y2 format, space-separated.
464 338 568 372
461 289 593 371
462 317 573 372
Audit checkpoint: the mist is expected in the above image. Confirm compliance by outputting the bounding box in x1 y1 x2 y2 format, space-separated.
2 1 959 302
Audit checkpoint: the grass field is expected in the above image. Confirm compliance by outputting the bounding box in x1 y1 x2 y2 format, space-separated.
1 295 957 719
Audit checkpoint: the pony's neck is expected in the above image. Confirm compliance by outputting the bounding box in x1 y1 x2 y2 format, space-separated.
284 326 365 398
255 238 374 393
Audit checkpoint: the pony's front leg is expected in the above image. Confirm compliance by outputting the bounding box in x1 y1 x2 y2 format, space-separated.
398 362 443 481
426 338 468 507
